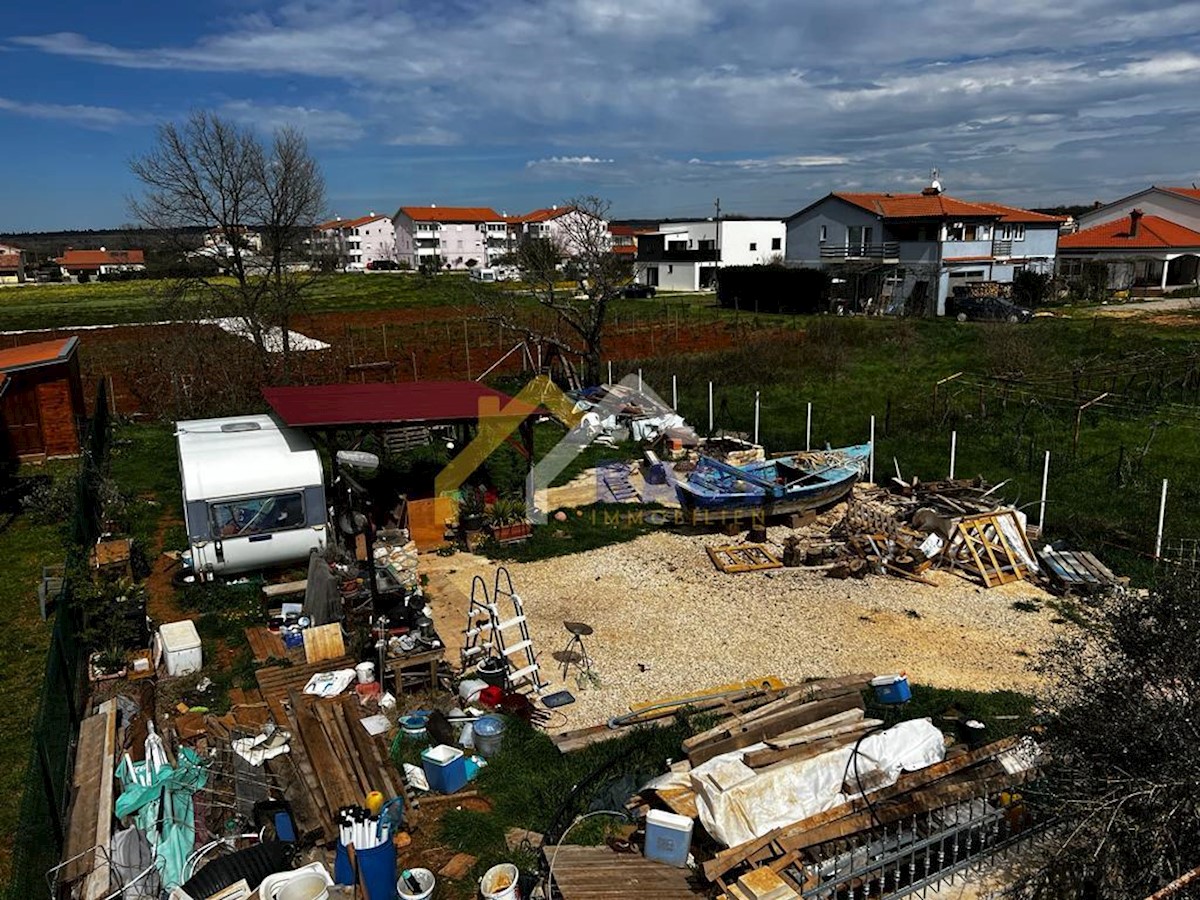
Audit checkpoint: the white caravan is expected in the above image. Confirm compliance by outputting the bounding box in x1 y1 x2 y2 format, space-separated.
176 414 328 577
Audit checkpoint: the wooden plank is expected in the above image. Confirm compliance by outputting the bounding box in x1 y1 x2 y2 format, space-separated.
549 845 702 898
630 678 786 713
707 545 783 574
263 579 308 598
688 694 864 766
743 728 874 770
338 696 404 803
765 710 867 748
64 711 107 881
287 691 358 817
83 699 117 900
273 705 332 838
303 623 346 664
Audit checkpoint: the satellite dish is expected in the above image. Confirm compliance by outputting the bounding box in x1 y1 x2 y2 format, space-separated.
931 179 943 193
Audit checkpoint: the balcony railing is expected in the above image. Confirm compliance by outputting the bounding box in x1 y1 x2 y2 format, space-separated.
637 248 720 263
992 239 1013 257
819 242 901 260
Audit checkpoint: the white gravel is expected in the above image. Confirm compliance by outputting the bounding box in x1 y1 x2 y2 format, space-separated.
424 528 1061 734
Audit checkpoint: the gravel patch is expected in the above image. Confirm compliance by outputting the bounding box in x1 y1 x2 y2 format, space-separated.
425 528 1060 734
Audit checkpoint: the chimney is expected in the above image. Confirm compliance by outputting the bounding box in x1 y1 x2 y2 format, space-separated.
1129 208 1143 237
921 186 939 196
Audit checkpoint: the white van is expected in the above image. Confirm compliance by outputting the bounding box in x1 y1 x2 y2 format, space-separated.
176 414 328 577
470 267 498 283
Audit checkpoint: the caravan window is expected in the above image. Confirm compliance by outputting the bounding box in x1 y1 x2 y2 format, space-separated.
210 492 305 537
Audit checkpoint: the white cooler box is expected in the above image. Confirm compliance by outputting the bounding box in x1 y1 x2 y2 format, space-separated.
158 620 203 676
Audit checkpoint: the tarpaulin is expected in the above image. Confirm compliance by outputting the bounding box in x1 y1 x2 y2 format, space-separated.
116 747 208 890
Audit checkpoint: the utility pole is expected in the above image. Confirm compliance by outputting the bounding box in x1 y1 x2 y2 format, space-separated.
713 197 722 294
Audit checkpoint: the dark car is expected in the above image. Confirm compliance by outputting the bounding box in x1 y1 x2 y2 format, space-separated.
366 259 400 271
954 296 1032 324
620 283 656 298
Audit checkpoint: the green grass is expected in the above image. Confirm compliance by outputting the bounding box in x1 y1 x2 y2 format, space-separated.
0 271 503 331
482 503 664 563
0 513 66 887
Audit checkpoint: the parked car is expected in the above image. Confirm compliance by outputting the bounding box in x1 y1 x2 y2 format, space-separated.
621 283 657 299
954 296 1032 323
366 259 400 271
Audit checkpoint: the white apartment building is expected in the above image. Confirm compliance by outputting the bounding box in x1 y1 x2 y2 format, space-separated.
635 219 786 290
314 213 397 268
392 206 507 270
509 206 609 256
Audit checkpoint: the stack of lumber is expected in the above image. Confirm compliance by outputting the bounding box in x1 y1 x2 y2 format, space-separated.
278 693 406 840
700 736 1039 892
62 700 117 900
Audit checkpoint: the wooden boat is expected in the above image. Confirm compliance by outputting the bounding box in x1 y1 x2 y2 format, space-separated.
674 444 870 520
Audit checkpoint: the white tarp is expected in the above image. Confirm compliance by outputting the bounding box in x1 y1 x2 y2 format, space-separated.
644 719 946 848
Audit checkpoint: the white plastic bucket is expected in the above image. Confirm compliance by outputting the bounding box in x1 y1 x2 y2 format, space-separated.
355 661 376 684
480 863 520 900
277 873 330 900
396 867 435 900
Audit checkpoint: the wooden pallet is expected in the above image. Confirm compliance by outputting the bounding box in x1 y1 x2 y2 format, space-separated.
1039 546 1119 592
951 511 1037 588
254 655 355 726
548 845 705 898
707 544 783 574
303 623 346 664
244 626 288 663
63 700 117 896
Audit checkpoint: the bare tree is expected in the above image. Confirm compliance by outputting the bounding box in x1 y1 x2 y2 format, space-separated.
130 111 326 381
474 196 631 386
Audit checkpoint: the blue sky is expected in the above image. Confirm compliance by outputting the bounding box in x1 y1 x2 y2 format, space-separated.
3 0 1200 231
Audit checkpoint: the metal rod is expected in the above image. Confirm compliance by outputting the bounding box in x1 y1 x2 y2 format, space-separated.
753 391 760 445
1156 478 1169 559
638 368 643 393
672 374 677 410
1038 450 1050 533
869 415 875 483
708 381 714 433
806 401 812 451
949 430 957 480
607 360 612 384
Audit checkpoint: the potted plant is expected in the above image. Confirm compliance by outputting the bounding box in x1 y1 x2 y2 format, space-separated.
486 497 532 543
458 485 487 535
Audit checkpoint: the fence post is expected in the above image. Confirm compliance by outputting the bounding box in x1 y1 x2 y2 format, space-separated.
638 368 643 393
949 430 957 480
607 360 613 385
1038 450 1050 533
672 375 678 410
55 629 79 728
869 415 876 484
708 381 714 433
37 739 66 850
753 391 760 445
806 402 812 451
1155 478 1169 560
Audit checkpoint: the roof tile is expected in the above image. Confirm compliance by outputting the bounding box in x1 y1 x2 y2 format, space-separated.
1059 214 1200 250
398 206 502 223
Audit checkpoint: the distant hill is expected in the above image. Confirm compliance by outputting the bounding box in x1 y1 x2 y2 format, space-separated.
0 227 205 261
1031 205 1094 219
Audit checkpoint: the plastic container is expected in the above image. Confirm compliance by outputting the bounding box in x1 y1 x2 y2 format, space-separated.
158 620 203 676
421 744 468 794
476 656 507 688
871 674 912 705
353 839 397 900
396 868 435 900
473 715 508 759
400 713 429 740
459 678 488 703
644 809 693 867
355 661 376 684
277 873 330 900
480 863 521 899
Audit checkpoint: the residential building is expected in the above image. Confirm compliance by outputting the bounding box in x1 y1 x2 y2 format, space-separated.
56 248 146 280
1077 186 1200 233
635 219 786 291
608 224 651 258
1059 210 1200 291
313 213 396 268
392 206 506 270
785 188 1062 315
202 225 262 255
0 243 28 284
508 206 609 256
0 337 84 460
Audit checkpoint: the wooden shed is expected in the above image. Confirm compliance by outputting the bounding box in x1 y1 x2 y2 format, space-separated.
0 337 85 460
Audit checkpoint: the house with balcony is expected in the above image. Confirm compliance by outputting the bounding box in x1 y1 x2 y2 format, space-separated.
0 243 28 284
392 206 506 270
507 206 609 257
635 219 785 291
1059 209 1200 292
313 213 396 269
785 188 1062 315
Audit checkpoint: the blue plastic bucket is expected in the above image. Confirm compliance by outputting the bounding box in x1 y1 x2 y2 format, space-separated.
871 674 912 705
354 839 397 900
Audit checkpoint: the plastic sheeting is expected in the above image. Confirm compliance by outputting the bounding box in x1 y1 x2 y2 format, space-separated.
644 719 946 848
116 748 208 890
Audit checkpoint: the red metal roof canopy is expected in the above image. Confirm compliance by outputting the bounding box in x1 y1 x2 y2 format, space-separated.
263 381 538 428
0 337 77 372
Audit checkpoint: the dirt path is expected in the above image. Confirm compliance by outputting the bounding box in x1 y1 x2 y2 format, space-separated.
144 512 192 625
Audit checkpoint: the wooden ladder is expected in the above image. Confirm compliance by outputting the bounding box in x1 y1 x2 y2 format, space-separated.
460 566 547 694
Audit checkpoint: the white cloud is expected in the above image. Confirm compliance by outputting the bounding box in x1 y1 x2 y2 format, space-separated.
218 100 364 143
526 156 615 168
386 126 461 146
0 95 141 130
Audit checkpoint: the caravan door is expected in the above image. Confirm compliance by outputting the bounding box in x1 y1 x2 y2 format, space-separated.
197 490 327 574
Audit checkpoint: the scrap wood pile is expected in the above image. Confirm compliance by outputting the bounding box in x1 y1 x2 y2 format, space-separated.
775 476 1126 594
617 674 1042 898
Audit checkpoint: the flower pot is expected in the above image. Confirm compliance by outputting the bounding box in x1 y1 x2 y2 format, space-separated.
491 522 532 544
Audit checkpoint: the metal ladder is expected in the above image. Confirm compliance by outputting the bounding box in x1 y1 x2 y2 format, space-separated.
461 566 547 694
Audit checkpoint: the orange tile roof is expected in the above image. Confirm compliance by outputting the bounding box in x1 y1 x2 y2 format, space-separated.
608 224 653 237
57 249 145 268
612 245 637 255
316 214 388 231
1059 215 1200 250
517 206 575 224
0 253 22 270
398 206 502 223
1162 187 1200 202
0 337 75 372
833 192 1059 223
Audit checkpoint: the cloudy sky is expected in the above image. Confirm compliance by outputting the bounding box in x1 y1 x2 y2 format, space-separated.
3 0 1199 230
